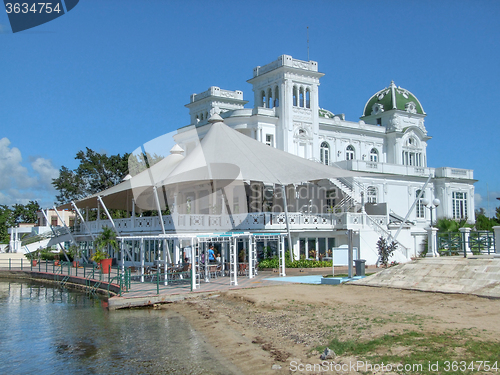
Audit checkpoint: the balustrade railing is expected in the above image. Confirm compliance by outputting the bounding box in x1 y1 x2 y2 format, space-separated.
72 211 386 235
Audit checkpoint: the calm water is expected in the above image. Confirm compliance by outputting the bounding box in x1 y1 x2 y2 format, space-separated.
0 280 237 375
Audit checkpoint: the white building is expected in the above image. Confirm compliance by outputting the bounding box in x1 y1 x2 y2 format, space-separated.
8 209 76 253
66 54 475 268
173 55 475 261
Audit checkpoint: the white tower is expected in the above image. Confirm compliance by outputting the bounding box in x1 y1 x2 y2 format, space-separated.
361 81 429 166
247 55 324 160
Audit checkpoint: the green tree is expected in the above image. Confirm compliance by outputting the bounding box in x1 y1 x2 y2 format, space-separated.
128 151 164 176
0 201 41 244
475 208 498 231
11 200 40 224
0 205 13 244
53 148 130 205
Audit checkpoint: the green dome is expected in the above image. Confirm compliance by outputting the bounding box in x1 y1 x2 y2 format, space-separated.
362 81 425 117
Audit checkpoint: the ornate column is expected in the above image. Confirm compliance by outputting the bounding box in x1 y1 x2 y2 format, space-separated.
426 227 439 257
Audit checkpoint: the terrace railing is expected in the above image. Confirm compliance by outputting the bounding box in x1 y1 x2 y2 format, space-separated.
437 231 495 256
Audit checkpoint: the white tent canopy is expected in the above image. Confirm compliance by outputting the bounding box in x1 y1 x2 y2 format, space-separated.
65 115 369 211
64 146 184 210
162 115 366 187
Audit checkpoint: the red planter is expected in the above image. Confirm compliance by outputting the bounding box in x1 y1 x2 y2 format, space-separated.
31 260 37 267
100 258 112 274
72 261 79 268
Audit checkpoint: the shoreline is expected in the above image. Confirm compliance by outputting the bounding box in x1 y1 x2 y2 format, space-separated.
166 283 500 374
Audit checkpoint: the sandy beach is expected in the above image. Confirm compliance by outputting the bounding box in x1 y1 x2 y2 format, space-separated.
166 279 500 374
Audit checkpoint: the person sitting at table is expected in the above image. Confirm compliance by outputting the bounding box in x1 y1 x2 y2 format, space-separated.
183 246 191 263
208 245 216 263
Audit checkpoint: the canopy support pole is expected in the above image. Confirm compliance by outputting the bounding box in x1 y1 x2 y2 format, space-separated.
72 201 95 263
53 206 88 263
348 229 353 278
163 239 168 285
71 201 95 240
390 174 432 244
153 186 171 264
97 196 135 265
97 196 119 236
140 237 145 282
282 184 293 263
190 237 197 290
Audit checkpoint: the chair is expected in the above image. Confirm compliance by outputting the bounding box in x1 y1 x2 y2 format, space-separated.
216 264 223 277
238 263 247 276
208 264 218 279
172 263 191 280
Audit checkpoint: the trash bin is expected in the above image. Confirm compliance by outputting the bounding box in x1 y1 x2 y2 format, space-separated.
354 259 366 276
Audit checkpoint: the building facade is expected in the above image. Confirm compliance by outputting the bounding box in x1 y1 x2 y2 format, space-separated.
172 55 475 261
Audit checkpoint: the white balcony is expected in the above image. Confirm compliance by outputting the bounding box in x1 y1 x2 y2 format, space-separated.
74 212 389 237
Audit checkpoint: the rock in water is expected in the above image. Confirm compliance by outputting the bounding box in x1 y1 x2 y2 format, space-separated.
320 347 335 360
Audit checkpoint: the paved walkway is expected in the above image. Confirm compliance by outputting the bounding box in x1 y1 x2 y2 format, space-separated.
351 256 500 299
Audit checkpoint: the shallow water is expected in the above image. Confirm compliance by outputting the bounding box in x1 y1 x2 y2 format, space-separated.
0 279 236 374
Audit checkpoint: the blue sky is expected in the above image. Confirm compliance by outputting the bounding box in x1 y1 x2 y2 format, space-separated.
1 0 499 216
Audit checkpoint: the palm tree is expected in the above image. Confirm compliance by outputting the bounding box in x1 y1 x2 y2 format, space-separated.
91 226 118 262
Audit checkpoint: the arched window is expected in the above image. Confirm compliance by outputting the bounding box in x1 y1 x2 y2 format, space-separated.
320 142 330 165
416 190 425 218
306 88 311 108
367 186 377 203
267 88 273 108
293 86 298 106
274 87 279 107
406 137 417 147
299 87 305 107
261 91 266 107
370 148 378 162
346 145 355 160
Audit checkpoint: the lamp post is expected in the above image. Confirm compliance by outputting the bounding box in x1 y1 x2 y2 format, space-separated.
422 198 440 227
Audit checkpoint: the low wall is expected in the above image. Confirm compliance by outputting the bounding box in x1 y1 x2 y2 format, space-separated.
0 270 121 297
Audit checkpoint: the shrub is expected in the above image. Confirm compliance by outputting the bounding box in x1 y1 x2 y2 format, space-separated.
258 252 333 269
376 236 398 267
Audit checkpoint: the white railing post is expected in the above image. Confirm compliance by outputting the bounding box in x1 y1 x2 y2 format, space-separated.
493 226 500 258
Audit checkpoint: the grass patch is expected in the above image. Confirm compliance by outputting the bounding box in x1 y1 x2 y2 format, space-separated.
317 331 500 374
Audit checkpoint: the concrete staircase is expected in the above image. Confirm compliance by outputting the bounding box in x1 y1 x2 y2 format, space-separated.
350 256 500 299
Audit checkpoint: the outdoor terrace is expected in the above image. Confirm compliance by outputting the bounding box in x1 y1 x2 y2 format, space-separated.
73 212 388 236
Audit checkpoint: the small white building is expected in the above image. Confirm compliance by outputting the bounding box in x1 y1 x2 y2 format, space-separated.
8 209 76 253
